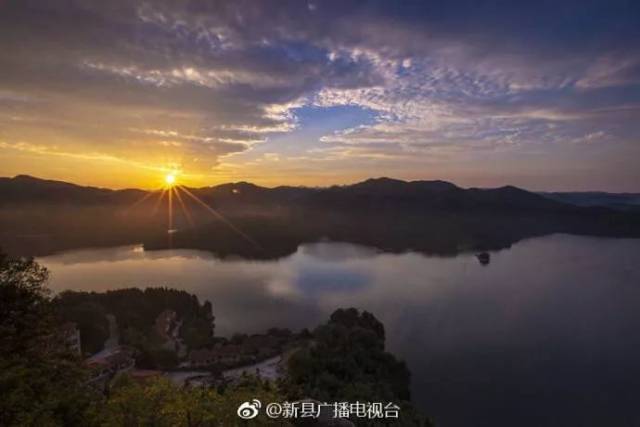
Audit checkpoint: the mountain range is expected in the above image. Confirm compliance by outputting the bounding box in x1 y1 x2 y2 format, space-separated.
1 175 639 258
0 174 608 212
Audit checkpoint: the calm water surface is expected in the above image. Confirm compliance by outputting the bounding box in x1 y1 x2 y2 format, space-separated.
39 234 640 427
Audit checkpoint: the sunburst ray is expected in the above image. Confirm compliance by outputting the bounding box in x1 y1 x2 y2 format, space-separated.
177 185 261 249
173 186 195 227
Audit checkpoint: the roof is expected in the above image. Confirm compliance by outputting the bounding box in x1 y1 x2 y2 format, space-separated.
86 346 134 367
130 369 163 379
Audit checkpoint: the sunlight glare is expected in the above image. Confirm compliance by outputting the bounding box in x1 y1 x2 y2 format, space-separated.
165 173 176 186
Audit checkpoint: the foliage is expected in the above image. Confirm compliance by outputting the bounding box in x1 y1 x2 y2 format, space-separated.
101 375 288 426
54 287 215 365
182 316 216 350
0 252 51 355
0 251 101 426
282 308 432 426
148 348 179 370
55 294 109 354
1 253 431 426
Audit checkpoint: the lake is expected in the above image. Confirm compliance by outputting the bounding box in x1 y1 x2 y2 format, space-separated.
39 234 640 427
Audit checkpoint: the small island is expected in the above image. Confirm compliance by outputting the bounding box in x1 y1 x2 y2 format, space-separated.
476 252 491 266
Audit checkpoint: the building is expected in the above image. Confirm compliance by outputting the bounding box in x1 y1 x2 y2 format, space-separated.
241 334 281 356
86 346 136 383
188 344 245 367
59 322 82 355
154 309 177 341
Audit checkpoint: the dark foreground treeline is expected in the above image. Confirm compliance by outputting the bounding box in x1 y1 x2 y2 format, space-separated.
0 252 431 426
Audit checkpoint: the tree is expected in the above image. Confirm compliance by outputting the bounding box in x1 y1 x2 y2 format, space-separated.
0 251 100 426
54 294 109 355
102 375 288 426
282 308 432 426
0 252 51 355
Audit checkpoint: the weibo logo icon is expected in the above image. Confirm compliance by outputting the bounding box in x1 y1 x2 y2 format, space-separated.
237 399 262 419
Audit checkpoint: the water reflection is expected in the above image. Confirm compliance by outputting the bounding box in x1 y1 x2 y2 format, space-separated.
39 234 640 427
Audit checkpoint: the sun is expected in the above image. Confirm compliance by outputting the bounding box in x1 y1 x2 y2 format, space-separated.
164 173 177 186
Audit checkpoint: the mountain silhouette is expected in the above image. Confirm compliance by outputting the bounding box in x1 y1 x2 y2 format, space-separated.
0 175 590 212
1 175 638 258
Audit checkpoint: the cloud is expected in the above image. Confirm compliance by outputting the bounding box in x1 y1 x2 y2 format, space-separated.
0 0 639 189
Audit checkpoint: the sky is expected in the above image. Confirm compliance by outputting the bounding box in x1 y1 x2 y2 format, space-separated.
1 0 639 191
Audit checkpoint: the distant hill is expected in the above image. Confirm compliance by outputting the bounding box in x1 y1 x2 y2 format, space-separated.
0 175 568 210
540 191 640 212
1 175 639 258
0 175 582 213
299 177 576 212
0 175 145 205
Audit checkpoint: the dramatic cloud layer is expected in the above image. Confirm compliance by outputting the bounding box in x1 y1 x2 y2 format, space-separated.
1 0 639 190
